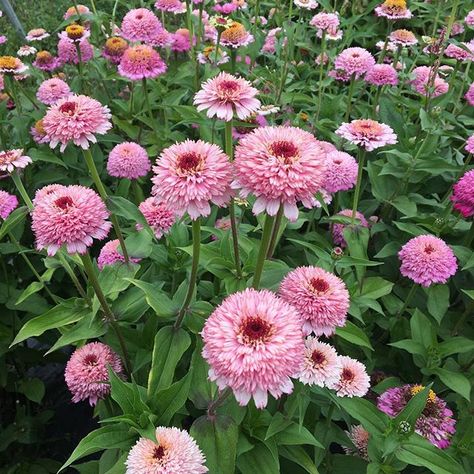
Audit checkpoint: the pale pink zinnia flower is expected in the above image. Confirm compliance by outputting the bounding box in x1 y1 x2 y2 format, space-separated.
138 197 176 238
294 0 318 9
36 78 71 106
65 342 123 406
411 66 449 98
64 5 90 19
466 134 474 154
465 82 474 106
107 142 151 179
365 64 398 86
398 235 458 287
98 239 140 269
125 427 208 474
0 149 32 173
310 12 340 32
323 151 358 193
121 8 162 43
0 190 18 219
32 184 111 255
194 72 260 122
297 337 341 387
332 47 375 81
233 126 328 221
118 44 167 80
202 288 304 409
451 170 474 218
17 45 37 57
466 10 474 28
336 119 397 151
26 28 50 42
389 29 417 46
445 43 474 62
279 266 350 336
58 37 94 64
154 0 186 14
0 56 28 74
43 95 112 152
327 356 370 397
332 209 369 248
151 139 233 219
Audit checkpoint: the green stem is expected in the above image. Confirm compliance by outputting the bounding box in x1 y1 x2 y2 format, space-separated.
266 205 284 258
214 31 222 65
316 31 327 120
344 74 356 122
371 85 383 116
351 149 366 224
378 21 393 64
463 221 474 247
57 252 90 304
252 214 276 289
396 283 417 318
207 387 232 419
11 171 33 211
132 180 145 204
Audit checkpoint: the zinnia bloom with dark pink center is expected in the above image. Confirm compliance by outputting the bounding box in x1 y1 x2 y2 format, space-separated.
32 184 111 255
43 94 112 152
0 149 32 173
365 64 398 86
202 288 304 409
0 190 18 219
323 151 358 193
98 239 140 269
377 385 456 448
327 356 370 397
152 139 233 219
194 71 260 122
233 126 328 221
120 8 162 43
451 170 474 218
279 266 350 336
118 44 167 80
336 119 397 151
107 142 151 179
398 235 457 287
125 427 208 474
138 197 176 238
332 209 369 248
36 78 71 105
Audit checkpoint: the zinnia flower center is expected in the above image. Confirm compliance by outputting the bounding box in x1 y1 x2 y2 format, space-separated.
0 56 18 70
311 349 327 366
221 22 248 43
269 140 299 163
54 196 75 210
352 119 383 136
152 445 166 460
410 384 436 403
217 80 241 100
36 51 53 63
35 120 46 134
83 354 98 366
240 317 273 345
176 152 203 174
30 28 46 37
59 101 78 116
341 368 355 382
106 37 128 54
424 244 435 254
128 46 153 64
309 277 330 294
66 24 85 40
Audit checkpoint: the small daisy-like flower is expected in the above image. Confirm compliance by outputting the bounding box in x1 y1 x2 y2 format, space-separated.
102 37 129 64
365 64 399 86
26 28 50 42
0 149 32 173
17 45 37 57
294 0 318 10
107 142 151 180
332 209 369 248
36 78 71 106
465 83 474 106
0 190 18 219
121 8 162 43
33 51 61 72
43 94 112 152
0 56 28 74
336 119 397 151
98 239 140 269
375 0 412 20
64 5 90 19
323 151 358 193
125 427 208 474
202 288 304 409
118 44 167 80
390 29 417 46
279 266 350 336
58 37 94 64
152 139 233 219
344 425 370 460
451 170 474 218
332 47 375 81
30 119 50 144
154 0 186 14
138 197 176 239
65 342 123 406
327 356 370 397
194 72 260 122
466 134 474 154
220 21 254 48
297 337 341 386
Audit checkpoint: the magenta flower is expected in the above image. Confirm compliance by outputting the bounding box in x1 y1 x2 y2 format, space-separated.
465 83 474 106
98 239 140 269
138 197 176 238
171 29 194 53
327 356 370 397
120 8 162 43
107 142 151 179
0 190 18 219
155 0 186 14
336 119 397 151
36 78 71 105
0 149 32 173
102 37 129 64
33 51 61 72
118 44 167 80
451 170 474 218
411 66 449 98
323 151 358 193
445 43 474 62
466 135 474 154
58 37 94 64
365 64 398 86
332 209 369 248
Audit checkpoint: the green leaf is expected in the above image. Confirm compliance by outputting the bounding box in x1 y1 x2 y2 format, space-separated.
189 338 214 409
238 441 280 474
336 321 373 350
154 374 192 425
438 337 474 357
431 367 471 401
426 285 449 324
394 384 432 427
29 148 67 168
410 310 436 350
0 206 28 240
127 279 178 318
389 339 426 356
265 412 291 440
280 445 320 474
15 281 44 305
275 423 324 448
109 370 150 416
461 289 474 300
18 378 45 404
124 231 153 258
359 277 394 300
98 263 139 300
106 196 152 235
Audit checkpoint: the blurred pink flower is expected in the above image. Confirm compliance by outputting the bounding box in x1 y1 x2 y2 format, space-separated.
375 0 412 20
323 151 358 193
0 149 32 173
98 239 140 269
107 142 150 179
332 209 369 248
58 37 94 64
171 28 194 52
389 28 417 46
36 78 71 105
451 170 474 218
33 51 61 72
0 190 18 219
102 37 129 64
365 64 398 86
138 197 176 238
26 28 50 42
121 8 162 43
465 82 474 105
155 0 186 13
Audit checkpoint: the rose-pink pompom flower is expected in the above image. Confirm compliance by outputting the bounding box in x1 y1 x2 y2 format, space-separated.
0 149 32 173
466 10 474 27
36 78 71 105
344 425 370 460
398 235 457 287
32 184 111 255
465 83 474 106
365 64 398 86
323 151 358 193
155 0 186 13
233 126 328 221
327 356 370 397
58 37 94 64
297 337 342 387
279 266 350 336
194 71 260 122
451 170 474 218
0 190 18 219
125 427 208 474
466 135 474 154
445 43 474 62
202 288 304 409
333 47 375 81
336 119 397 151
152 139 233 219
107 142 151 179
171 28 194 53
332 209 369 248
411 66 449 98
118 44 167 80
98 239 140 269
43 95 112 152
138 197 176 238
120 8 162 43
65 342 123 406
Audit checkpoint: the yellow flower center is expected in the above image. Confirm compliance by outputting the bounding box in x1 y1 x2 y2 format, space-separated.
384 0 407 7
66 24 85 40
221 21 248 44
105 37 128 54
0 56 18 70
35 120 46 135
411 385 436 403
36 50 53 62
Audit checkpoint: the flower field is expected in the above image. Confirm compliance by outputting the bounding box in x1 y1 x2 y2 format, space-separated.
0 1 473 473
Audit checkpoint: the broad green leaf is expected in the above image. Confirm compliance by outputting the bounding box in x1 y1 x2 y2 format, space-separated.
238 441 279 474
154 374 192 425
15 281 44 305
124 231 153 259
275 423 324 448
29 148 67 168
410 310 436 350
98 263 139 299
438 337 474 357
265 412 291 440
127 279 178 318
0 206 28 240
359 277 394 299
336 321 373 350
431 367 471 401
426 285 449 324
280 445 320 474
394 384 432 427
189 338 214 409
389 339 426 356
18 378 45 404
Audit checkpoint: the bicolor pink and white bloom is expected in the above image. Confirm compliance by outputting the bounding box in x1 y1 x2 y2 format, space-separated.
451 170 474 218
336 119 397 151
36 78 71 106
398 235 458 287
327 356 370 397
152 139 233 219
194 72 260 122
332 47 375 81
107 142 151 179
389 29 417 46
365 64 398 86
43 95 112 152
98 239 140 269
138 197 176 238
125 427 208 474
445 43 474 62
0 56 27 74
118 44 167 80
26 28 50 42
64 5 90 19
32 184 111 255
323 151 358 193
202 288 304 409
17 45 37 57
233 126 328 221
0 190 18 219
279 266 350 336
120 8 163 43
155 0 186 14
220 22 254 48
65 342 123 406
0 149 32 173
332 209 369 248
294 0 318 9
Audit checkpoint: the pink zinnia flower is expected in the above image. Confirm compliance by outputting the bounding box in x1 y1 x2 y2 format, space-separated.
0 190 18 219
138 197 176 238
445 43 474 62
220 21 254 48
465 83 474 106
171 28 194 53
389 29 417 46
365 64 398 86
17 45 37 57
323 151 358 193
294 0 318 9
152 139 233 219
154 0 186 14
0 149 32 173
398 235 457 287
118 44 167 80
107 142 151 179
65 342 123 406
194 72 260 122
202 288 304 409
466 10 474 28
26 28 50 42
233 126 328 221
98 239 140 269
0 56 27 74
30 119 50 144
121 8 162 43
451 170 474 218
33 51 60 72
332 47 375 81
58 37 94 64
36 78 71 106
297 337 341 386
102 37 129 64
327 356 370 397
232 114 267 140
310 12 340 31
64 5 90 19
466 135 474 154
279 266 350 336
344 425 369 460
378 385 456 449
32 184 111 255
336 119 397 151
149 28 173 48
375 0 412 20
332 209 369 248
411 66 449 98
261 28 282 54
43 94 112 152
125 427 208 473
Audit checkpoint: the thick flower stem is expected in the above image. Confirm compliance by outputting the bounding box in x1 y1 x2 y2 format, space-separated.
175 219 201 329
396 283 417 318
351 149 366 224
82 148 130 264
207 387 232 420
266 205 284 258
344 74 356 122
80 252 132 377
252 214 276 289
11 171 33 211
57 252 91 304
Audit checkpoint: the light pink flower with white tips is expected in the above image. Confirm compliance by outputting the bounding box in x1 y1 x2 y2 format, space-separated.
120 8 163 43
327 356 370 397
0 190 18 219
36 78 71 105
0 149 32 173
138 197 176 238
194 72 260 122
336 119 397 151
